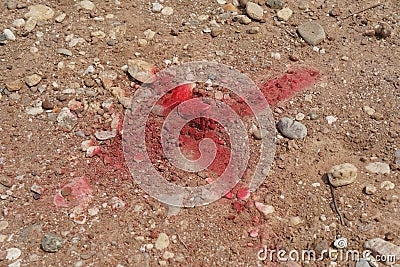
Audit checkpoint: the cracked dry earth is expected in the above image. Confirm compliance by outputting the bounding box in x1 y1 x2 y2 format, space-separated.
0 0 400 266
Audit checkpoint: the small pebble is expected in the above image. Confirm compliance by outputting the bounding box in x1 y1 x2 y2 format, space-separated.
0 221 9 231
380 181 395 190
277 7 293 21
155 233 170 250
161 6 173 16
247 26 260 34
41 233 64 252
77 0 95 11
266 0 284 9
362 106 375 116
327 163 357 187
364 184 377 195
55 13 66 23
246 2 264 21
365 162 390 174
326 115 337 124
25 74 42 87
255 201 275 217
295 113 305 121
152 2 163 13
3 29 16 41
297 22 326 45
57 48 73 56
277 117 307 139
289 216 302 226
6 248 21 260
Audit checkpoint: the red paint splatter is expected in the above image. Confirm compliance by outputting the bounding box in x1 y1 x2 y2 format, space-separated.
260 67 320 105
237 187 250 200
53 176 93 208
232 201 245 213
153 83 195 116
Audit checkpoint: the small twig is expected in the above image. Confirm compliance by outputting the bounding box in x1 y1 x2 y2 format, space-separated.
177 234 189 250
285 29 297 39
342 3 382 19
330 184 345 225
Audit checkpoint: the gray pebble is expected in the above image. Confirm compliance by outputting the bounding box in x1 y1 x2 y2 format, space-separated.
246 2 264 21
277 117 307 139
266 0 284 9
57 107 78 131
363 238 400 264
41 233 64 253
0 34 7 45
297 22 326 45
394 149 400 167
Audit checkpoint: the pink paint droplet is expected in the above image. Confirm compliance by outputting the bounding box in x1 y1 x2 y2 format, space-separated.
224 191 234 199
237 187 250 200
249 229 259 238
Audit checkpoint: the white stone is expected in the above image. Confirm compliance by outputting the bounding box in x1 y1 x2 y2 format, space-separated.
144 29 156 40
161 6 173 15
277 7 293 21
55 13 66 23
364 184 377 195
365 162 390 174
255 202 275 217
362 106 375 116
6 248 21 261
326 115 337 124
380 181 395 190
3 29 16 41
12 19 26 28
155 233 170 250
77 1 95 11
24 4 55 21
152 2 163 13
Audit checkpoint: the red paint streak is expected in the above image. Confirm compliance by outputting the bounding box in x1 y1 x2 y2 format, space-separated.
260 67 320 105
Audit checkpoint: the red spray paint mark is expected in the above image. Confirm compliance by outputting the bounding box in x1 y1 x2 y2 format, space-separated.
53 176 93 208
145 66 320 183
260 67 320 105
77 66 320 207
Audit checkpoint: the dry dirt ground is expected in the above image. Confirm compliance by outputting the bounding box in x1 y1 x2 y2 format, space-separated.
0 0 399 266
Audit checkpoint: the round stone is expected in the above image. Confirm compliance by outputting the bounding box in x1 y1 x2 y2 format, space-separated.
297 22 326 45
327 163 357 187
